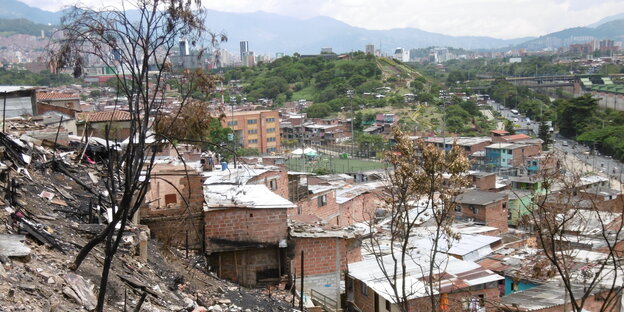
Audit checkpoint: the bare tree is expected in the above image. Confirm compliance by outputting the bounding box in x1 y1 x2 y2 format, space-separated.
523 153 624 312
49 1 220 310
366 128 469 312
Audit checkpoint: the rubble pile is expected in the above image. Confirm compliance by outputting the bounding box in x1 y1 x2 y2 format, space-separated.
0 131 297 311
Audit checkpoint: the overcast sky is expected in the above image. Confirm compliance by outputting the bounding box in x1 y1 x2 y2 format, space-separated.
21 0 624 39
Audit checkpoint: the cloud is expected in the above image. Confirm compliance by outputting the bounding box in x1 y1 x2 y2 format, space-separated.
20 0 624 39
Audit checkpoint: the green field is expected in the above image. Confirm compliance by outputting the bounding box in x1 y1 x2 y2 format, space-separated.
286 156 387 174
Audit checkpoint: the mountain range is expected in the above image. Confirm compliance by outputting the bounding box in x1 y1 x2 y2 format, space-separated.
2 0 624 54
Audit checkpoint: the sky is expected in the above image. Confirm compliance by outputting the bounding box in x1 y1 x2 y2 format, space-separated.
20 0 624 39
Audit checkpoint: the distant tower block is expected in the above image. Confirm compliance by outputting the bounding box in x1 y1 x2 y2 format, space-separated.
366 44 374 55
240 41 249 61
179 39 189 56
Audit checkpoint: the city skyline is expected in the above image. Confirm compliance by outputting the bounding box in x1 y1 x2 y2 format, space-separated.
18 0 624 39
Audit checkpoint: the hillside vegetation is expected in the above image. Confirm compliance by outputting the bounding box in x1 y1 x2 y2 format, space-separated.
0 18 54 37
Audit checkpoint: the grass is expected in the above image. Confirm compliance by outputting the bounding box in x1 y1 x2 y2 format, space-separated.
291 85 316 101
286 156 387 174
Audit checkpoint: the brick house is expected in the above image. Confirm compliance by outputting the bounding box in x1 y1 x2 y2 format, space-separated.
139 161 205 248
336 182 384 226
347 250 503 312
454 190 509 235
468 171 497 191
203 184 296 287
289 185 340 224
425 136 492 155
203 164 290 200
76 111 133 140
485 142 542 170
289 223 363 310
36 92 81 117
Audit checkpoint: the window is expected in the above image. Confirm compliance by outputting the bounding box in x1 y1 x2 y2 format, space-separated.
267 137 276 142
267 147 277 153
360 281 368 296
164 194 177 206
247 119 257 124
227 120 238 126
268 179 278 190
248 129 258 134
267 127 276 133
248 139 258 144
318 194 327 207
385 300 391 310
455 205 462 212
470 205 480 214
266 117 275 123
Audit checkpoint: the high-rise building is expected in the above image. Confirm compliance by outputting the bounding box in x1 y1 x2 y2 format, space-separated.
222 110 280 153
365 44 374 55
179 39 189 56
321 47 333 54
239 41 249 62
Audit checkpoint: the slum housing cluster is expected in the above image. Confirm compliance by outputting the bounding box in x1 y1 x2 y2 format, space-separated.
0 86 622 312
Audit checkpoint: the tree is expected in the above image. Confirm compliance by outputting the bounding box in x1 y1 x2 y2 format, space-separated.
538 120 552 150
305 103 332 118
504 119 516 135
557 94 599 138
367 128 469 312
518 154 624 312
50 1 213 310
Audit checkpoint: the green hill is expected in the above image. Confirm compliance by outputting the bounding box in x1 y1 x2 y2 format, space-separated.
0 18 55 37
222 53 429 118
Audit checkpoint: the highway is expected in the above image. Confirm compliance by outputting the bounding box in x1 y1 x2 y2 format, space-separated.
486 100 624 185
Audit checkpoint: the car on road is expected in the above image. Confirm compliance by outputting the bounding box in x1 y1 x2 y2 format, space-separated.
511 109 519 115
562 141 568 147
513 117 519 122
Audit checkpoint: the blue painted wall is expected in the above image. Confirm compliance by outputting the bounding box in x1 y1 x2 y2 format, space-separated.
504 276 539 295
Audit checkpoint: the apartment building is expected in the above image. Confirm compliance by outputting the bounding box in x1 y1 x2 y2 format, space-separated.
222 110 280 153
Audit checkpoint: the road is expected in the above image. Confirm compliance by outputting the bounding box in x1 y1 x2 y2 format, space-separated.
487 100 624 185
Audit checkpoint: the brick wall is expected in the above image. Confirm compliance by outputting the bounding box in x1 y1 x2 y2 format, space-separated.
204 208 288 252
291 237 361 276
215 248 281 287
141 213 204 248
338 192 381 226
351 278 375 312
37 102 78 118
511 144 541 167
458 196 509 235
290 190 339 223
472 174 496 191
140 165 205 248
250 170 290 200
142 166 204 217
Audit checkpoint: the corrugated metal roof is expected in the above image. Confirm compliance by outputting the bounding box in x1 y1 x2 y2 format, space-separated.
202 166 269 185
348 249 503 303
0 86 37 93
203 184 296 209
